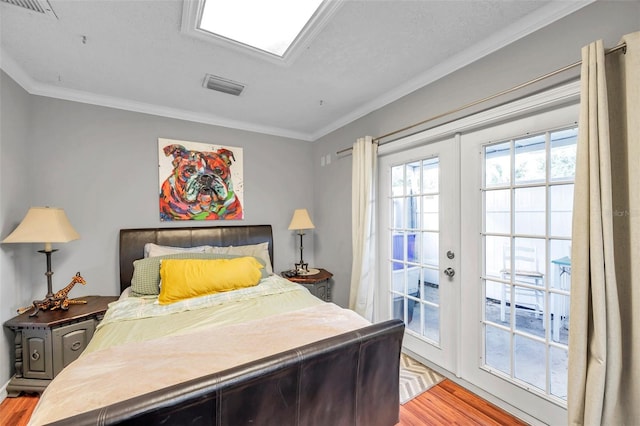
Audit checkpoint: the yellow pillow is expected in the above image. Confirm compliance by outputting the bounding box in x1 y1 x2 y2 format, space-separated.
158 257 263 304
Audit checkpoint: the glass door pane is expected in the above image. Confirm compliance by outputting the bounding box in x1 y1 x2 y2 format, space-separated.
379 136 458 371
481 126 576 402
389 159 440 344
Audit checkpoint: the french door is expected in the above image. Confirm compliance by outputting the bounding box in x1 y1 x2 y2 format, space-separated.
459 103 578 424
378 135 459 371
377 84 579 424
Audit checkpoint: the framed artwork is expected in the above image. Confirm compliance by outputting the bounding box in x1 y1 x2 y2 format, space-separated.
158 138 244 221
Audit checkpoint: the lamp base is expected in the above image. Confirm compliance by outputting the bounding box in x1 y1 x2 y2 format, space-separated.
294 260 308 274
297 268 320 276
295 260 320 276
25 248 58 317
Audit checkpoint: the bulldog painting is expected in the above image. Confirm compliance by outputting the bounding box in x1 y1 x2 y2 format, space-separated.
158 139 244 221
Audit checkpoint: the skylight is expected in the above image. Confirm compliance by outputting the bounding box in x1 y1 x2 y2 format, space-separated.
199 0 325 57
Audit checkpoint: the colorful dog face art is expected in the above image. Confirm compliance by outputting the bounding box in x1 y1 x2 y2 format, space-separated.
158 138 244 221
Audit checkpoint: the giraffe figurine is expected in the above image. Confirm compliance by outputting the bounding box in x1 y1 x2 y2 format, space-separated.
19 272 88 317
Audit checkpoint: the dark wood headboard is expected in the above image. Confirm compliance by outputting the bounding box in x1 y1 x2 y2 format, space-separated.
119 225 273 293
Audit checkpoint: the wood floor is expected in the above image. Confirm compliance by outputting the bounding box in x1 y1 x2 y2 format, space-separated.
0 379 527 425
0 393 38 426
399 379 528 425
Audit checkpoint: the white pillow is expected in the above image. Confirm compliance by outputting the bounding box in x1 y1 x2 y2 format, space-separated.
144 243 209 258
206 242 273 275
119 286 132 300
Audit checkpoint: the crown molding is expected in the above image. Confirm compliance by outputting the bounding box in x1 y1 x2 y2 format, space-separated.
0 47 38 91
0 48 313 142
311 0 595 141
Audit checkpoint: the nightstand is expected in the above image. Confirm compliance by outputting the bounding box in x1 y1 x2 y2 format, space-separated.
282 268 333 302
4 295 118 396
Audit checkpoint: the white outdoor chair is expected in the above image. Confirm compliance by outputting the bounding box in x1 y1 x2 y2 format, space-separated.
500 245 545 323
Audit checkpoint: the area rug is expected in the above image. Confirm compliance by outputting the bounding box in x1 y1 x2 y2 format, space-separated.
399 353 445 404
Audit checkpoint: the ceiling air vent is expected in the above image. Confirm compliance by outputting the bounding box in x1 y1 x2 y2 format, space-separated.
203 74 245 96
1 0 57 18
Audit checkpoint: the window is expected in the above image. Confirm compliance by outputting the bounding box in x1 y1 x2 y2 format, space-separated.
199 0 324 57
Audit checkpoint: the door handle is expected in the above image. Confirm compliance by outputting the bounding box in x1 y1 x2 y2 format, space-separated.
444 267 455 277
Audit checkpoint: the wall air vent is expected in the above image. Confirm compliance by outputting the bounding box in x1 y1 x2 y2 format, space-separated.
203 74 245 96
1 0 57 18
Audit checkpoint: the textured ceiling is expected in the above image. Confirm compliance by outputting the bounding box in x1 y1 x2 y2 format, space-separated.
0 0 592 141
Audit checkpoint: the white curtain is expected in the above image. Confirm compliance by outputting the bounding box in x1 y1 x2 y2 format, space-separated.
349 136 377 320
568 31 639 425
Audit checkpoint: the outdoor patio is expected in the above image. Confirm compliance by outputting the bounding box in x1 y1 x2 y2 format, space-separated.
396 284 569 401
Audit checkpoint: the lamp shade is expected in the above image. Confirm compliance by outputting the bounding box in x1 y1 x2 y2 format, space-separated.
288 209 315 231
2 207 80 250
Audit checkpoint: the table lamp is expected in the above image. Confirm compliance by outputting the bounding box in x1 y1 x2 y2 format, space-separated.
288 208 316 275
2 207 80 313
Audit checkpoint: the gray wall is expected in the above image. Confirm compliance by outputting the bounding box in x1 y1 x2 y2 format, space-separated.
24 96 315 298
312 1 640 308
0 71 33 390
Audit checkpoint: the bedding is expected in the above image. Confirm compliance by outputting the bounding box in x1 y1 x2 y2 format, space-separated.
87 275 324 352
28 276 368 425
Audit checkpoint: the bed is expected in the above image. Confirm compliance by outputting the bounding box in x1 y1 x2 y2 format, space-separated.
28 225 404 425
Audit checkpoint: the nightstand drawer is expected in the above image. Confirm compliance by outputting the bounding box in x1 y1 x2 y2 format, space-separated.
22 329 53 380
52 319 96 375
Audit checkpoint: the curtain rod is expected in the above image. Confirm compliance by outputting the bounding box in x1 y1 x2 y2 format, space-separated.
336 41 627 156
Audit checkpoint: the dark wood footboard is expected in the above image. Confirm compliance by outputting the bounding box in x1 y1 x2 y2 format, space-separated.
47 319 404 426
